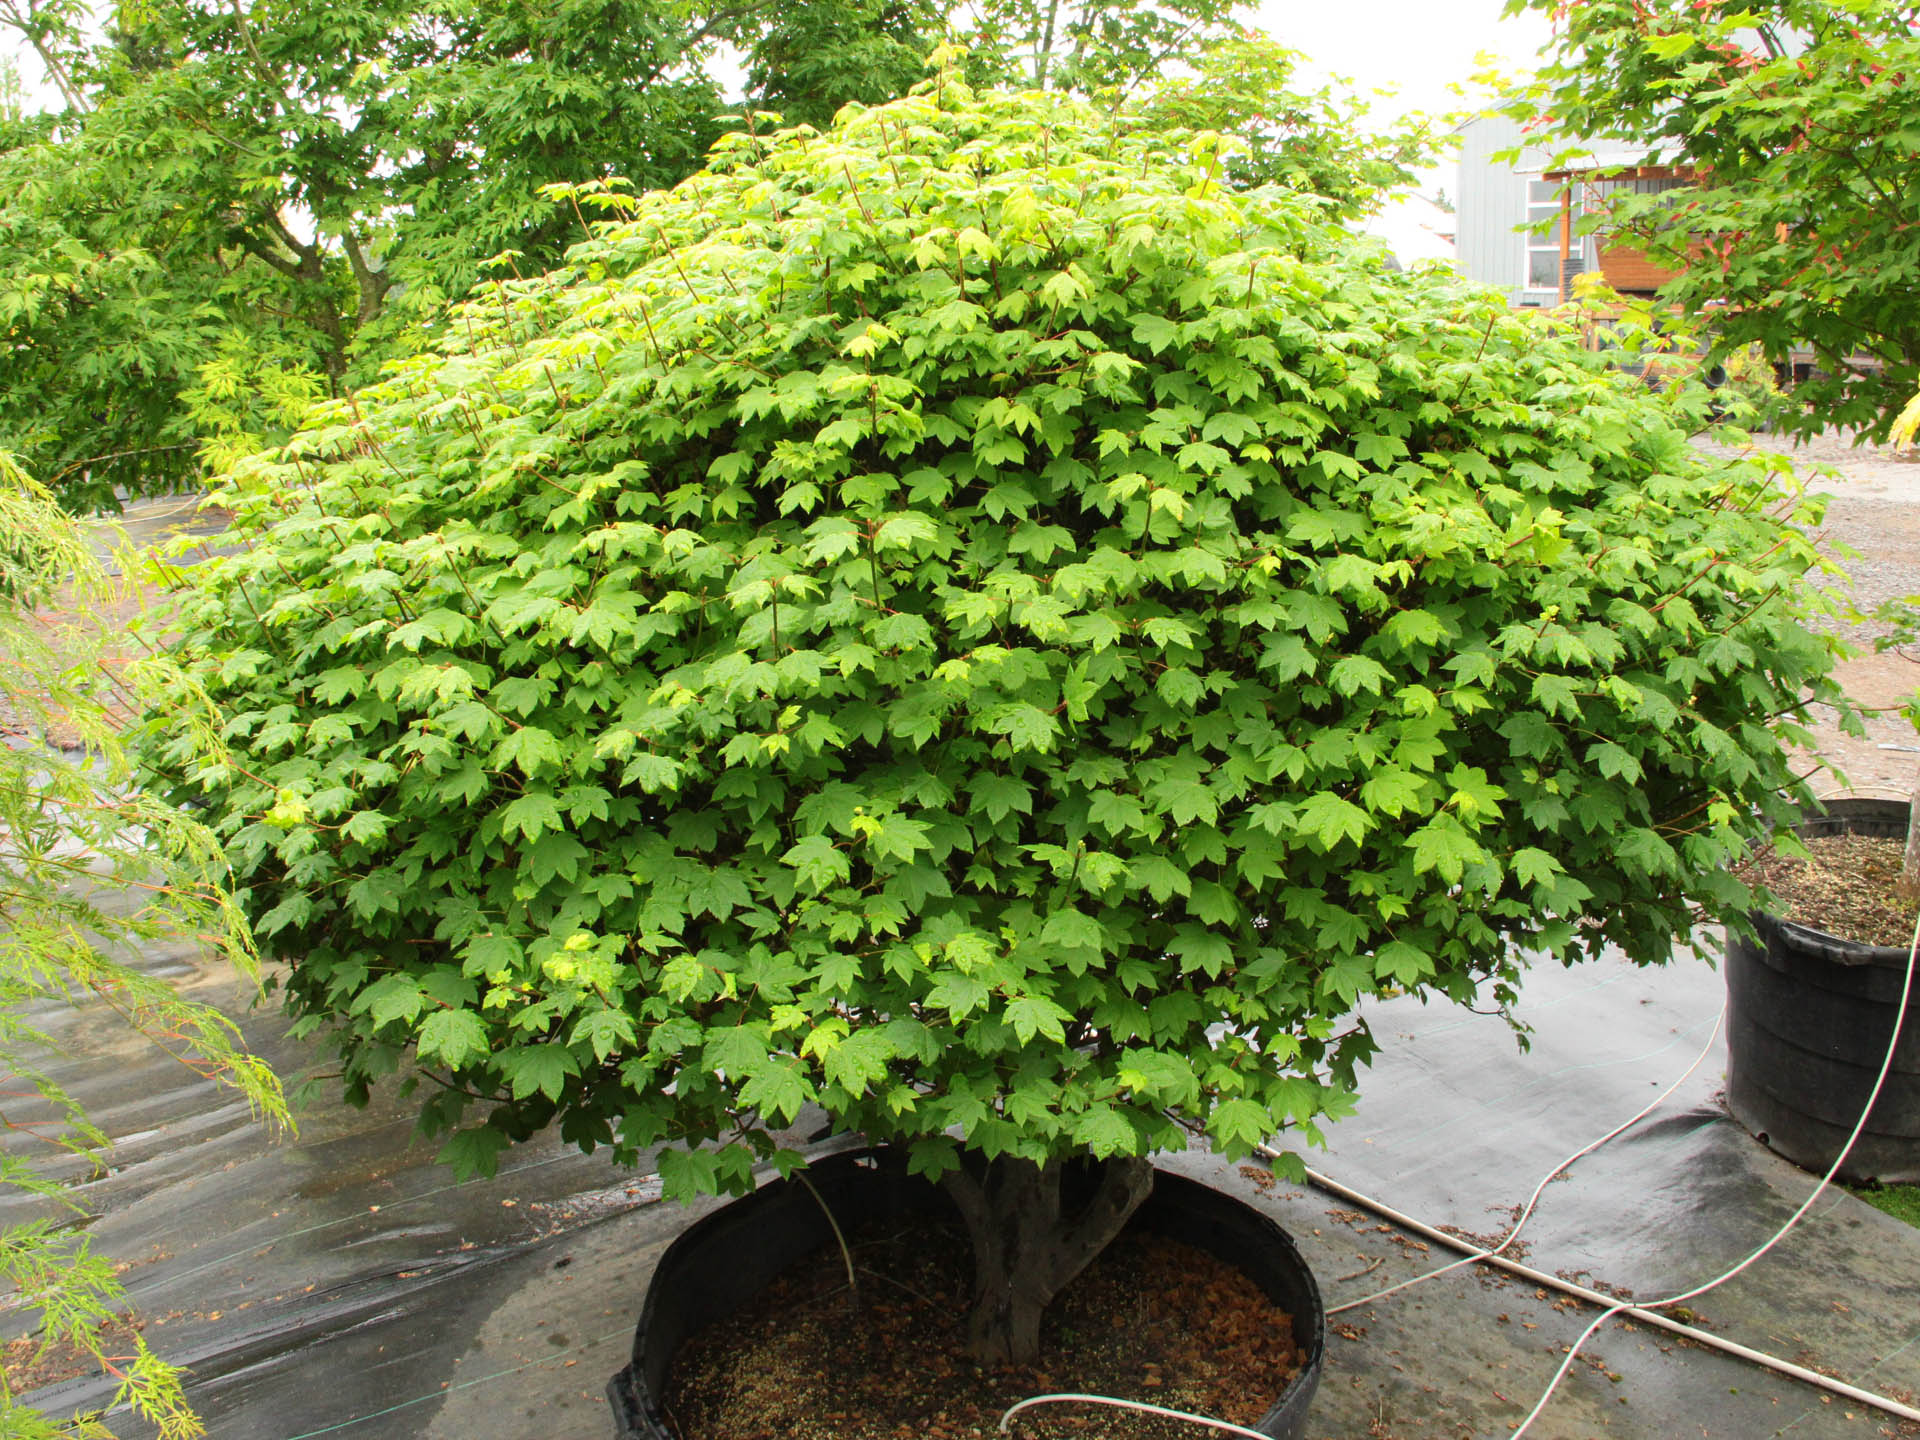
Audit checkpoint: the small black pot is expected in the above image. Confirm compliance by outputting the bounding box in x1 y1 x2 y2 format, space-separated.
1725 796 1920 1183
606 1149 1325 1439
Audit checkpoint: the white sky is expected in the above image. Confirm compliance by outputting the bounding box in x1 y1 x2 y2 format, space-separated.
4 1 1554 121
1253 0 1555 124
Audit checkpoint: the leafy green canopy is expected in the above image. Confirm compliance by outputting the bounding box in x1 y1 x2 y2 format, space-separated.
0 111 248 512
1507 0 1920 441
0 0 744 509
154 79 1839 1196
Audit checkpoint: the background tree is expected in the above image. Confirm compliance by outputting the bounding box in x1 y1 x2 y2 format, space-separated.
0 111 285 511
1505 0 1920 441
743 0 941 129
960 0 1234 93
1133 30 1442 219
0 452 285 1437
0 0 907 508
1 0 1441 509
150 78 1842 1363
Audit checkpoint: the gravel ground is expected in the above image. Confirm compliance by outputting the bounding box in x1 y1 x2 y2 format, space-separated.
1705 428 1920 800
0 495 226 747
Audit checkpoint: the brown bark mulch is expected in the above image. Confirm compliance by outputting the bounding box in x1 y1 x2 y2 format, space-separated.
1742 831 1920 947
666 1215 1302 1439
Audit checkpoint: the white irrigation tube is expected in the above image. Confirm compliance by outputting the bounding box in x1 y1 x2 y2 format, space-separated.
1328 1006 1725 1317
1005 966 1920 1439
1503 907 1920 1439
999 1392 1269 1437
1296 1160 1920 1425
1000 1013 1734 1439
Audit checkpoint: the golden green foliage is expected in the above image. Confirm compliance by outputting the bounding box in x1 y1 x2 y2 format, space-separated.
1889 391 1920 451
158 79 1837 1206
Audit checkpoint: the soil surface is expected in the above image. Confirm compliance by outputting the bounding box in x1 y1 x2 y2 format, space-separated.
665 1215 1302 1440
1739 831 1920 947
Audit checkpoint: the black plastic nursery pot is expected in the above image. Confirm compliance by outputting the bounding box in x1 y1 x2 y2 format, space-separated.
605 1148 1325 1439
1725 797 1920 1184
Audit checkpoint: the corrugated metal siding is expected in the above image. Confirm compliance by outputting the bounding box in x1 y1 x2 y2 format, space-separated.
1458 120 1691 305
1456 114 1530 296
1455 114 1580 304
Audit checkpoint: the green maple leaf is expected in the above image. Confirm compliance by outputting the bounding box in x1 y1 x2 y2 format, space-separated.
1005 995 1071 1044
1209 1098 1275 1153
1511 847 1564 889
572 1009 639 1062
490 726 565 778
782 834 850 893
1073 1105 1138 1159
499 792 565 842
1147 773 1217 826
1294 792 1372 850
505 1044 579 1102
986 703 1061 753
971 773 1034 824
1359 768 1427 818
419 1009 492 1069
740 1061 812 1124
1373 941 1431 986
1408 818 1485 884
1168 929 1234 978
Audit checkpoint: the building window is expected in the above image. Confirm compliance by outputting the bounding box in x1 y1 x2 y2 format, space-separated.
1587 175 1691 202
1523 178 1583 300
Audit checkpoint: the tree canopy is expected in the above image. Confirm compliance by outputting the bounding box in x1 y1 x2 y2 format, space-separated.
0 0 756 508
1506 0 1920 441
153 73 1839 1236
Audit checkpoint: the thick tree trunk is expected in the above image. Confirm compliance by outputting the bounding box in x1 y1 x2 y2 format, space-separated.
941 1154 1154 1366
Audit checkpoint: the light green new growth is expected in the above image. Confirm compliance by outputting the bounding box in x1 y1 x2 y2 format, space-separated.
155 72 1837 1215
0 453 285 1438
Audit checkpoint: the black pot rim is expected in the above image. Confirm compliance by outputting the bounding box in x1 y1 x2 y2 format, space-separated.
608 1148 1325 1440
1741 796 1918 968
1744 906 1918 968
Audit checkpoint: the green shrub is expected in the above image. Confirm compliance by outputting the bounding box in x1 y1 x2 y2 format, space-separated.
150 74 1841 1360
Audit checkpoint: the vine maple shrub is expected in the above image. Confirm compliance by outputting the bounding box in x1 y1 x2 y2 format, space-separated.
151 78 1843 1363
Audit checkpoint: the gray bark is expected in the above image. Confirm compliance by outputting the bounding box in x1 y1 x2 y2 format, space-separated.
941 1154 1153 1365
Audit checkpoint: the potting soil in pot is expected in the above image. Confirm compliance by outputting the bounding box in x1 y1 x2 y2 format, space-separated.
1741 832 1920 946
663 1213 1301 1439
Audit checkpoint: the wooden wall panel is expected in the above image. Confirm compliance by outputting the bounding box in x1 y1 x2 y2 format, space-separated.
1597 243 1682 294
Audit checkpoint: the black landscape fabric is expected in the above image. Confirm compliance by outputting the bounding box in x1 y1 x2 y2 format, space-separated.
10 915 1920 1440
